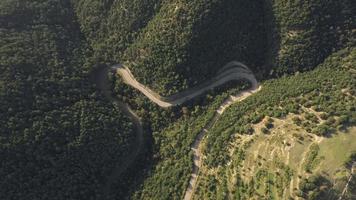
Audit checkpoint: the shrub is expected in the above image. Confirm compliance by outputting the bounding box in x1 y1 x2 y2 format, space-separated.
261 127 270 134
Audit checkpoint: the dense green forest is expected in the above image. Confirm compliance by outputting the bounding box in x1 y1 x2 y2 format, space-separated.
71 0 355 95
123 0 266 96
71 0 161 64
72 0 266 96
0 0 136 199
268 0 355 74
1 0 355 199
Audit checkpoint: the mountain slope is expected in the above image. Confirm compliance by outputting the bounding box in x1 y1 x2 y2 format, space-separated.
124 0 266 96
71 0 161 62
0 1 136 199
72 0 354 96
194 48 356 199
268 0 355 74
1 0 355 199
72 0 267 96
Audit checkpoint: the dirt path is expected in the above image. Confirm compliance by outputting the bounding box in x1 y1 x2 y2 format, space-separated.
338 162 355 200
95 67 144 198
183 72 260 200
113 61 257 108
102 61 259 199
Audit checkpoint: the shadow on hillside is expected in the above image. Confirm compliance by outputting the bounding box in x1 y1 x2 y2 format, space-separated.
90 65 154 199
180 0 269 84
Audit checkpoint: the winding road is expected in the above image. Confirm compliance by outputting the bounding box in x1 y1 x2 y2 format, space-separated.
99 61 260 199
95 67 144 198
181 67 261 200
112 61 257 107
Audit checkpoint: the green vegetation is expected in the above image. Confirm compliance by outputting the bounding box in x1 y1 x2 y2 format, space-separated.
111 46 355 199
124 0 266 95
71 0 161 63
72 0 266 96
204 47 356 167
268 0 355 74
191 48 355 199
298 175 336 200
1 0 355 199
343 153 356 200
69 0 355 95
112 73 250 199
318 128 356 174
0 0 137 199
303 144 321 173
194 133 295 200
345 151 356 167
71 0 355 96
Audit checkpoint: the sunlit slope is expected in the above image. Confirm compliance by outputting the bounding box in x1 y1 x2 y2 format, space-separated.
194 48 356 200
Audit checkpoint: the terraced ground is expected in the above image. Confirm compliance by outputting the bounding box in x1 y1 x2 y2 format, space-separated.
194 115 356 200
191 49 356 200
238 118 355 199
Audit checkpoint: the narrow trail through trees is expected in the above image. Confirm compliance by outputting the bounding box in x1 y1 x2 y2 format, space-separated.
95 67 144 198
98 61 260 199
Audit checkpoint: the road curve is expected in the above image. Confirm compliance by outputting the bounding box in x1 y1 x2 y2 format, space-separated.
111 61 260 200
112 61 257 108
95 67 144 198
183 74 261 200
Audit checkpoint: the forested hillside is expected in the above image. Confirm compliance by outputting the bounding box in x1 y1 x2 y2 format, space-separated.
72 0 266 96
0 0 136 199
111 71 251 199
73 0 356 96
71 0 355 95
194 48 356 199
1 0 355 199
112 47 355 200
268 0 355 74
71 0 161 63
204 47 356 168
124 0 266 96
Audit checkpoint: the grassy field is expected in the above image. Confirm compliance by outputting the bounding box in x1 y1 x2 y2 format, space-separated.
247 117 355 199
317 127 356 176
240 116 319 199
